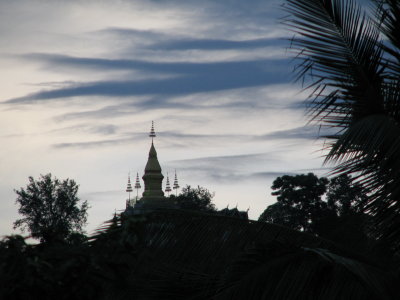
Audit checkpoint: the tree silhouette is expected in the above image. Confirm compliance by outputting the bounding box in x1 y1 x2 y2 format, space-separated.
14 174 88 243
172 185 216 212
327 174 368 217
259 173 371 248
259 173 331 234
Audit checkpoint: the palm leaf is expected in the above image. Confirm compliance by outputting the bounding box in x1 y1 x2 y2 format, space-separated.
285 0 384 124
374 0 400 75
285 0 400 246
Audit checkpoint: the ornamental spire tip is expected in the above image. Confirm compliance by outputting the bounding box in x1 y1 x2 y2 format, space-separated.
149 121 156 139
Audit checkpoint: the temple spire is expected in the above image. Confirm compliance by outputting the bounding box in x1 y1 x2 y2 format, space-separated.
165 172 172 196
134 172 141 200
126 173 133 200
173 170 180 196
142 121 165 201
126 173 133 208
149 120 156 142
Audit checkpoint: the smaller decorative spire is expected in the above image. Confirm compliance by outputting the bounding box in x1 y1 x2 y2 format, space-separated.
134 172 141 189
126 174 133 208
149 121 156 140
165 172 172 196
173 170 180 196
126 173 133 202
134 172 141 200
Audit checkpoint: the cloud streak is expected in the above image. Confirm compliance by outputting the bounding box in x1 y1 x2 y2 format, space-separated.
51 124 325 150
97 27 288 51
6 56 291 104
51 131 255 149
53 138 133 149
167 153 305 183
260 125 320 140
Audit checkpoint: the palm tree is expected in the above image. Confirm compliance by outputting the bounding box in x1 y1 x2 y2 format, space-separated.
285 0 400 247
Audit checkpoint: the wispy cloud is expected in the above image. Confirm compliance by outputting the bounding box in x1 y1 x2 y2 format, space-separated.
166 153 301 183
260 125 319 140
21 53 288 73
171 152 275 164
149 37 286 51
97 27 288 51
53 138 133 149
5 57 291 104
49 124 119 136
1 123 119 138
51 131 255 149
50 125 326 150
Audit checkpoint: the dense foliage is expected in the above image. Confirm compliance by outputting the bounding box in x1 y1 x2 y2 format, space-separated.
258 173 379 253
259 173 366 230
259 173 330 233
14 174 89 243
1 211 397 299
172 185 216 212
326 174 368 216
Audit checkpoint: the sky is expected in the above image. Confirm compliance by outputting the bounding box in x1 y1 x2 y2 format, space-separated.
0 0 332 237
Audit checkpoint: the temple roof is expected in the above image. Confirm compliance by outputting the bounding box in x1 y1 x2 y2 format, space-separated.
144 142 162 173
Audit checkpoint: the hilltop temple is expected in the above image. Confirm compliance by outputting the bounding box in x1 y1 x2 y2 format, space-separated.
124 122 178 213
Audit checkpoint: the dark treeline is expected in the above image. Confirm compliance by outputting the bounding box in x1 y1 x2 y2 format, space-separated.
258 173 391 259
1 210 398 299
1 172 399 299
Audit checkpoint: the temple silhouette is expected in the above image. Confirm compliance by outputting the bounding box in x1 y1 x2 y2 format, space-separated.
123 121 248 219
124 121 177 213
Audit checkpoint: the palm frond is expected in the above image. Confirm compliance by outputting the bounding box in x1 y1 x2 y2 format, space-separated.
285 0 400 246
374 0 400 74
285 0 384 124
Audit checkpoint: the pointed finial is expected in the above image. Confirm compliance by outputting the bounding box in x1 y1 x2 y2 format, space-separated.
126 173 133 193
134 172 141 189
134 172 141 201
149 121 156 139
173 170 180 196
247 206 250 212
126 173 133 207
165 172 172 196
